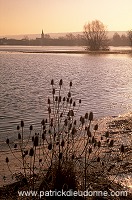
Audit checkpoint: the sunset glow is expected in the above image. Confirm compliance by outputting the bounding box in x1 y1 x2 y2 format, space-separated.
0 0 132 36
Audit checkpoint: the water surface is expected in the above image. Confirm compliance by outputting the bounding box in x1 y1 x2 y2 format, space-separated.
0 48 132 146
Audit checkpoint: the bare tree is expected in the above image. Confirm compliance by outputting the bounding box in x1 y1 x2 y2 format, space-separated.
83 20 109 51
128 29 132 48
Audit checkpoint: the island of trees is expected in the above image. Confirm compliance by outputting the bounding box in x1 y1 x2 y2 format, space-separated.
0 20 132 50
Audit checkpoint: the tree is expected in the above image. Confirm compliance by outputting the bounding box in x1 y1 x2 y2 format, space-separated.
83 20 109 51
128 29 132 47
44 34 51 39
112 32 121 46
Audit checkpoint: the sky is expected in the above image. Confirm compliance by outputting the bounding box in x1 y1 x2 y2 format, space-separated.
0 0 132 36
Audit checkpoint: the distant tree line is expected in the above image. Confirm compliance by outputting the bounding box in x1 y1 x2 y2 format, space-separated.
111 32 130 46
0 29 132 48
0 34 84 46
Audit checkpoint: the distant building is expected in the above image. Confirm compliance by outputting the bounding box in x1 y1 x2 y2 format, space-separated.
41 29 44 45
41 30 44 39
35 29 45 46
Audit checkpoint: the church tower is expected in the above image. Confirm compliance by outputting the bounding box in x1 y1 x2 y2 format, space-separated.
41 29 44 45
41 29 44 39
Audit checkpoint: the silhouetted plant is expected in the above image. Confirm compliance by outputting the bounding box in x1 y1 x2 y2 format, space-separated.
4 79 128 199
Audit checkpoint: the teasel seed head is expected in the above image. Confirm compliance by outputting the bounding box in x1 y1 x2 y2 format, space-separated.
6 138 9 145
74 120 76 125
72 127 76 135
41 119 45 126
120 144 125 153
59 79 63 86
70 98 73 104
61 140 65 147
89 148 92 154
34 135 39 147
48 143 52 150
52 88 55 95
6 157 9 163
30 125 33 131
60 113 63 118
107 139 109 143
73 101 76 107
94 143 96 148
68 92 71 98
18 133 21 140
109 139 114 147
29 148 34 157
70 81 72 87
55 96 58 101
48 98 51 104
85 113 88 119
89 112 93 121
89 139 91 143
59 96 61 102
105 131 109 138
80 117 85 125
21 120 24 128
51 79 54 85
85 126 88 131
97 157 100 162
70 109 74 117
94 124 98 131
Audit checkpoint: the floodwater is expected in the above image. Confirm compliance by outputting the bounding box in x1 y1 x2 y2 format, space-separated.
0 46 132 190
0 46 132 143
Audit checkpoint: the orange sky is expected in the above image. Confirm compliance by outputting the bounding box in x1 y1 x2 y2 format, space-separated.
0 0 132 36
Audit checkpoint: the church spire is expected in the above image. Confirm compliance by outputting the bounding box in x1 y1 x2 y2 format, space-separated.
41 29 44 39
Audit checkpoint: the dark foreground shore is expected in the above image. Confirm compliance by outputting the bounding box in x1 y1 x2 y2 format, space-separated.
0 113 131 199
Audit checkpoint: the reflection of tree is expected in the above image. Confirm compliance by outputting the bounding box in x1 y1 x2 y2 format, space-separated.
83 20 109 51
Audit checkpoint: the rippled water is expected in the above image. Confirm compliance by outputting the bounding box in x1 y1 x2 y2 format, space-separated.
0 47 132 146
